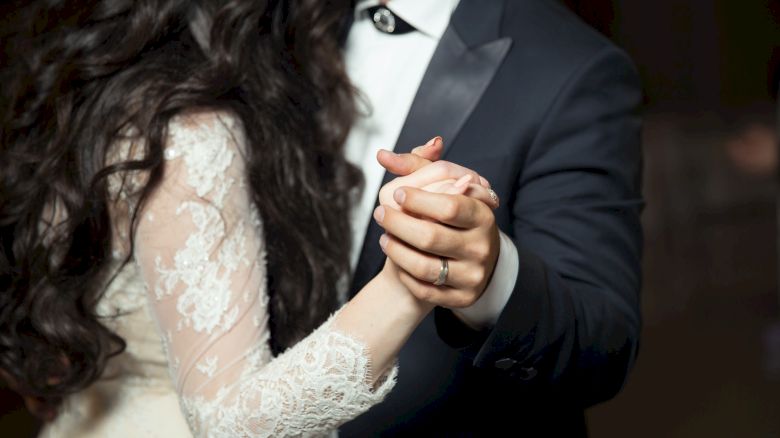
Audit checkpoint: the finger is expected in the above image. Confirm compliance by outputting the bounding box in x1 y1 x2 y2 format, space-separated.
419 178 458 195
397 270 477 308
420 175 473 197
380 233 446 284
411 136 443 161
378 137 443 176
461 183 500 209
393 187 486 228
377 149 433 176
421 177 497 209
385 160 483 192
387 178 467 221
374 205 466 258
378 160 484 207
380 234 485 291
377 136 491 189
410 136 492 189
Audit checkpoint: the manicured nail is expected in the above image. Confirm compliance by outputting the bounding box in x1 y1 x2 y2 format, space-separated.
373 206 385 223
379 234 389 250
394 188 406 205
454 174 472 188
425 136 443 147
479 175 491 188
379 148 397 156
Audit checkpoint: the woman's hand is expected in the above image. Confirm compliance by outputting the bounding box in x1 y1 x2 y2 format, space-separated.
331 137 502 382
375 137 495 211
375 137 502 310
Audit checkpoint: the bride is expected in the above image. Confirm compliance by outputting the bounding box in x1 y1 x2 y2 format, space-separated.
0 1 496 436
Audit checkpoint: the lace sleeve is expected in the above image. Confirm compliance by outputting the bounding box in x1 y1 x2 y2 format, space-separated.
131 112 396 437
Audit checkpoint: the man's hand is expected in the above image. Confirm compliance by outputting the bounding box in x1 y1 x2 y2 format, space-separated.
376 137 492 209
374 137 502 309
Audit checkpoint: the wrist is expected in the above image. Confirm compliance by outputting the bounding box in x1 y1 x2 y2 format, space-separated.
376 261 435 314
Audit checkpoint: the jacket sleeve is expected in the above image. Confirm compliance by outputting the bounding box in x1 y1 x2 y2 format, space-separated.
435 45 643 407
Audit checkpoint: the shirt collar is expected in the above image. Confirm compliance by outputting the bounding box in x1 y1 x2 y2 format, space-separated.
354 0 460 40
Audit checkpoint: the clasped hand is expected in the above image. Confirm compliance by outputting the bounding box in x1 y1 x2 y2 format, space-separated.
374 138 501 310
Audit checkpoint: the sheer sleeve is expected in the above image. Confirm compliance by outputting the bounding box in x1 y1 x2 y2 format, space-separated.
131 112 396 437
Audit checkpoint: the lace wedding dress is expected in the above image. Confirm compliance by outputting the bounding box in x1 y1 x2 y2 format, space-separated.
39 112 396 438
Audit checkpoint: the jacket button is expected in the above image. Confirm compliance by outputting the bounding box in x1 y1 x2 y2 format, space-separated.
516 366 538 381
494 358 517 370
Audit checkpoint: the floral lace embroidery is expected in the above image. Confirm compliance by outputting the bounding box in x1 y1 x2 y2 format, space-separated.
124 112 397 437
182 317 397 437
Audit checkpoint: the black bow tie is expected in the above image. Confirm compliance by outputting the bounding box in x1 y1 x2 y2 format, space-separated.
365 5 416 35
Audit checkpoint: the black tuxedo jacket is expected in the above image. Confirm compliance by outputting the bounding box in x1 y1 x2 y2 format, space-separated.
342 0 643 435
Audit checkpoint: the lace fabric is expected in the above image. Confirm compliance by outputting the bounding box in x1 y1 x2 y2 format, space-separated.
105 111 395 437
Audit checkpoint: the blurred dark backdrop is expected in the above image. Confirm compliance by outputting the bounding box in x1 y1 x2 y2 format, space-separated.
566 1 780 436
1 1 779 437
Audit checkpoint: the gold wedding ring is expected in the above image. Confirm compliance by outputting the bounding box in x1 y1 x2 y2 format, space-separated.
434 257 449 286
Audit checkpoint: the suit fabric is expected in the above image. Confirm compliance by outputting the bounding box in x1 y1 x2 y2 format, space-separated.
343 0 643 435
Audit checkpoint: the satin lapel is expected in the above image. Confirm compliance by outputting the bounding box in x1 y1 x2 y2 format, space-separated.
391 32 512 163
349 0 512 296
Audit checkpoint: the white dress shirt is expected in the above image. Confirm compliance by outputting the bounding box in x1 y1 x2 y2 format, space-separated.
344 0 519 328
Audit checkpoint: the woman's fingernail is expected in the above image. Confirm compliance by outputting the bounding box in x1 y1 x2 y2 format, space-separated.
374 206 385 223
394 188 406 204
379 234 389 250
454 174 472 188
379 148 397 156
424 136 443 147
479 175 491 188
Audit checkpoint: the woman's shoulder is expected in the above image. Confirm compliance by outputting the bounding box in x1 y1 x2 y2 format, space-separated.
166 109 247 155
105 109 250 239
108 109 246 164
163 110 248 201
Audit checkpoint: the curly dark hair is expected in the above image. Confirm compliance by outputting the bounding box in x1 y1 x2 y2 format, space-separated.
0 0 361 417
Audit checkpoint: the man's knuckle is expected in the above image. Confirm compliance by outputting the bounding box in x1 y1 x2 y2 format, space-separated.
469 269 486 288
426 261 441 282
416 286 436 301
470 242 490 260
460 292 479 308
420 231 439 250
441 201 460 221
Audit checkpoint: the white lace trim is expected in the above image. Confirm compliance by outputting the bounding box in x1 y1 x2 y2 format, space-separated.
108 111 398 437
182 317 397 437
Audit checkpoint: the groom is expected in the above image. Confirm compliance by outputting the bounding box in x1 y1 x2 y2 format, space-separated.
342 0 643 436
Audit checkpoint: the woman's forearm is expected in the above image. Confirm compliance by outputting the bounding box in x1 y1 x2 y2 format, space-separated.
332 261 434 383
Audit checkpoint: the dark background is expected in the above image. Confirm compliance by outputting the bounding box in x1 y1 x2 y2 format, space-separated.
2 1 779 436
566 0 780 436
